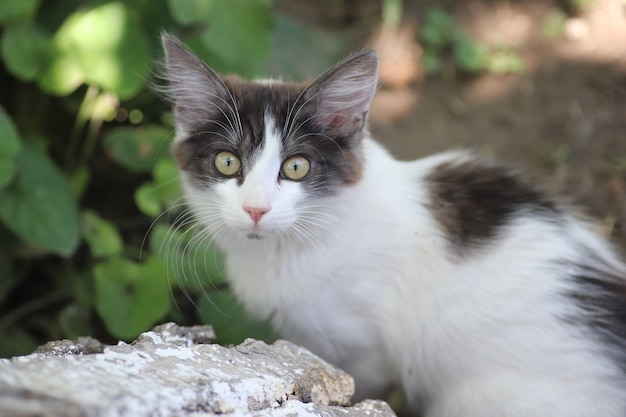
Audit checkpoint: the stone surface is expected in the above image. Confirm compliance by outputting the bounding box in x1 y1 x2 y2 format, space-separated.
0 323 395 417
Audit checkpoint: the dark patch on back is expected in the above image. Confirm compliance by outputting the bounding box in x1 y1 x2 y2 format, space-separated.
172 77 365 195
426 158 559 252
565 255 626 372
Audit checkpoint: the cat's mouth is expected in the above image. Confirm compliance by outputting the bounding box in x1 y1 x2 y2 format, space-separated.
247 232 264 240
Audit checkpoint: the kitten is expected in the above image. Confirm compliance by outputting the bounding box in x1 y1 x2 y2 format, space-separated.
161 33 626 416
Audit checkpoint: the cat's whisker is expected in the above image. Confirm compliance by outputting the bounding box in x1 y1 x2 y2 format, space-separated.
140 202 184 261
195 93 241 141
295 216 339 246
192 126 238 146
161 218 197 310
282 77 343 141
283 81 313 139
213 74 243 138
186 228 218 301
287 118 351 170
194 121 238 142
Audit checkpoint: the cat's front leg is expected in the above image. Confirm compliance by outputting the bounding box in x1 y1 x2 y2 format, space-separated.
336 347 397 402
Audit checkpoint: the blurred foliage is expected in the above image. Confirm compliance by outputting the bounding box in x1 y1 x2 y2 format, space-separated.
420 8 525 77
0 0 287 357
541 8 569 40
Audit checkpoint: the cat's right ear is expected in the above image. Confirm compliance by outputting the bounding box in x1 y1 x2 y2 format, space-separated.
304 50 378 140
160 33 229 135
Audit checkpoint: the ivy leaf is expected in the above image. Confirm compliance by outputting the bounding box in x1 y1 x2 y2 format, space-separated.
135 158 182 217
454 37 489 74
421 8 456 48
103 125 171 173
167 0 215 25
168 0 274 77
94 257 171 340
0 147 79 256
0 0 40 23
81 210 123 258
39 2 150 98
198 292 275 345
38 49 84 96
1 22 51 81
0 109 22 190
148 223 227 292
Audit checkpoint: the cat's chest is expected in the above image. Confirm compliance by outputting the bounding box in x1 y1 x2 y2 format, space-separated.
224 240 386 314
222 237 403 351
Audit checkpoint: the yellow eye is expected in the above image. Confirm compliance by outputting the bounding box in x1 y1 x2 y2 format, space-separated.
214 151 241 177
281 156 310 181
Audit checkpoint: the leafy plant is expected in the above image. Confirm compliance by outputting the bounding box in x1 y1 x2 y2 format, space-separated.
0 0 277 357
420 8 524 77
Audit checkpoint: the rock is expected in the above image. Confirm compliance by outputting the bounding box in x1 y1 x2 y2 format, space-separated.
0 323 396 417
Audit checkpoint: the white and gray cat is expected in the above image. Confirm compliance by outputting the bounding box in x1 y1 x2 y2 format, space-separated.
161 33 626 416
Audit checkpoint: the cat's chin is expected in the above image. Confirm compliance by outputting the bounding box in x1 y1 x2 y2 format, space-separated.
227 217 294 241
228 225 279 241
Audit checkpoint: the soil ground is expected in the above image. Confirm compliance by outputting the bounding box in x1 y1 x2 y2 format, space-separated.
277 0 626 248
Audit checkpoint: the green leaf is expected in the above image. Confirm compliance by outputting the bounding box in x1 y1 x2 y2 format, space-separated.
541 9 567 41
0 109 22 190
0 0 39 23
486 47 525 75
81 210 123 258
40 2 150 98
168 0 215 25
267 14 348 80
94 257 171 340
0 147 80 256
58 304 94 340
38 50 84 96
421 49 442 75
198 292 275 345
135 158 182 217
421 8 456 48
103 125 171 172
148 223 226 291
170 0 274 77
454 38 489 74
1 22 51 81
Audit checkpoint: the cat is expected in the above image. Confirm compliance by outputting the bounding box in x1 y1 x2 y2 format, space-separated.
161 33 626 416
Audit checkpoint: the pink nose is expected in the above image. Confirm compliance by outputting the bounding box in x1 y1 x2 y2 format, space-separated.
244 206 269 225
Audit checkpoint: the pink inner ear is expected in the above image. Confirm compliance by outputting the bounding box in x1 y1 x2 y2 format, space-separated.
308 52 378 138
316 113 360 138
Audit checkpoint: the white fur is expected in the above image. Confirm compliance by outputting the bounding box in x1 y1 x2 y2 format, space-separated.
183 134 626 416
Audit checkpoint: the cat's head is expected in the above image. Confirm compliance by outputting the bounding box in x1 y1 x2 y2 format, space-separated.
161 34 378 242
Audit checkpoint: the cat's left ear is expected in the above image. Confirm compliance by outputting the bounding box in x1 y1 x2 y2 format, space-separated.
305 50 378 139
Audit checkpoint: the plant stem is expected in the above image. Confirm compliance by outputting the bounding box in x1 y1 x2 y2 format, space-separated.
77 104 105 170
66 85 99 172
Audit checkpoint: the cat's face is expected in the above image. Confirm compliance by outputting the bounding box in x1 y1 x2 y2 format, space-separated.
161 35 378 242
